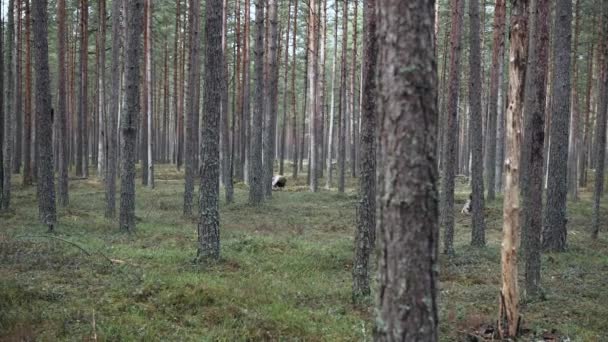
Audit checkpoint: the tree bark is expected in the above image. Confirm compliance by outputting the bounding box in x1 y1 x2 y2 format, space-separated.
440 0 465 256
291 0 299 179
249 0 265 205
469 0 486 247
97 0 106 181
486 0 507 201
13 0 21 176
184 0 202 216
279 0 292 176
567 0 582 200
264 0 279 196
0 0 5 207
337 0 348 193
498 0 528 337
2 0 15 211
32 0 57 231
349 0 358 179
352 0 376 304
145 0 154 188
221 0 234 204
197 0 223 262
592 3 608 240
120 0 144 232
579 16 597 188
543 0 573 252
307 0 319 192
57 0 69 206
375 0 439 338
23 0 33 186
325 1 338 189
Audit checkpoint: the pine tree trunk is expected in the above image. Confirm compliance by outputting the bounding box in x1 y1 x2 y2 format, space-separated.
375 0 439 338
241 0 251 183
592 3 608 240
567 0 582 201
349 0 358 179
279 0 292 176
498 0 528 337
197 0 223 262
77 0 89 178
486 0 506 201
145 0 154 188
97 0 106 181
221 0 234 204
325 1 338 189
440 0 465 256
521 0 550 300
183 0 202 216
264 0 279 196
469 0 486 247
13 0 21 176
0 0 5 207
249 0 265 205
57 0 69 206
337 0 348 193
352 0 376 303
291 0 299 179
120 0 144 232
307 0 318 192
32 0 57 231
579 18 597 188
2 0 15 211
23 0 33 186
543 0 573 252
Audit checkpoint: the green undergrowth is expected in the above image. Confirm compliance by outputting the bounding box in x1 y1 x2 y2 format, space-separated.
1 165 607 341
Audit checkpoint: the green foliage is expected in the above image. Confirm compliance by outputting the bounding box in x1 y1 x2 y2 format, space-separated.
1 166 607 340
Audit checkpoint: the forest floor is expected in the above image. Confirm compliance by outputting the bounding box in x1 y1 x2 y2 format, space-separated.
1 165 607 341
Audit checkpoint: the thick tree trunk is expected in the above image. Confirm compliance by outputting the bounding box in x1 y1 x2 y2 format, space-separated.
543 0 573 252
57 0 69 206
183 0 202 216
375 0 439 338
197 0 223 262
32 0 57 231
440 0 465 256
120 0 144 232
0 1 3 207
352 0 376 303
521 0 550 300
249 0 265 205
469 0 486 247
498 0 528 337
486 0 507 201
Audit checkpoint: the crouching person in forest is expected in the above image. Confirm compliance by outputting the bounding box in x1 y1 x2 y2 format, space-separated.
272 175 287 189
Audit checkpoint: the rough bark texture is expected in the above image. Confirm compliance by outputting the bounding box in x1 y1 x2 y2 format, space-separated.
106 0 122 218
264 0 279 196
57 0 69 206
337 0 348 193
543 0 572 252
13 0 21 176
592 4 608 240
33 0 57 230
183 0 202 216
469 0 486 247
249 0 265 205
119 0 144 232
375 0 439 339
486 0 506 201
197 0 223 262
441 0 464 256
499 0 528 337
2 0 15 211
352 0 376 304
23 0 32 186
521 0 549 300
0 0 4 207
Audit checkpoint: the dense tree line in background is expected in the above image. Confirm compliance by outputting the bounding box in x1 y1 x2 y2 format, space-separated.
1 0 607 338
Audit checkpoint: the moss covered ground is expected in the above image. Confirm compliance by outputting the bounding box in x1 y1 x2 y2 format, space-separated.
1 165 607 341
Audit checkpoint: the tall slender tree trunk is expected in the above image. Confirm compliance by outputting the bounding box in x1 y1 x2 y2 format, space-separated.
221 0 234 203
486 0 507 201
23 0 33 186
291 0 299 179
279 0 292 176
469 0 486 247
337 0 348 193
57 0 69 206
249 0 265 205
307 0 319 192
33 0 57 231
174 0 183 170
375 0 439 338
567 0 582 200
120 0 144 232
543 0 573 252
498 0 528 337
1 0 5 207
97 0 106 180
441 0 465 256
145 0 154 188
349 0 358 179
106 0 122 218
592 3 608 240
241 0 251 183
140 4 149 186
184 0 202 216
264 0 279 196
77 0 89 178
352 0 376 303
522 0 550 300
13 0 21 176
318 1 327 180
2 0 15 211
325 1 338 189
197 0 223 261
579 17 597 188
